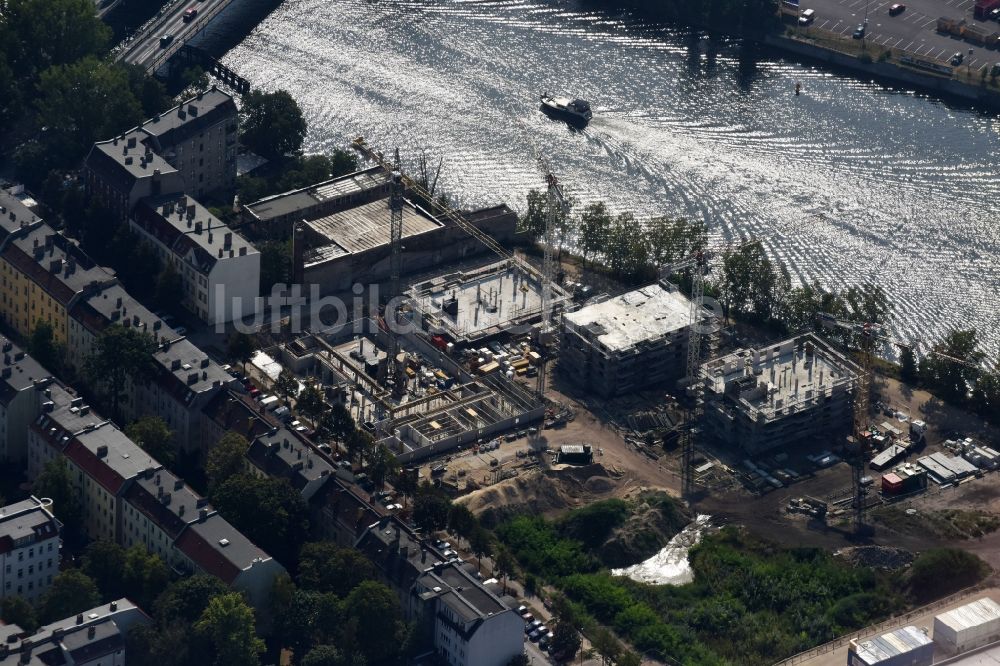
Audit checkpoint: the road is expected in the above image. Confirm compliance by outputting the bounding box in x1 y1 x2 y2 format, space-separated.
800 0 1000 70
116 0 234 72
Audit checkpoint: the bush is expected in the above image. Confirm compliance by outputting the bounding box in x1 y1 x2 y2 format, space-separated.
908 549 990 603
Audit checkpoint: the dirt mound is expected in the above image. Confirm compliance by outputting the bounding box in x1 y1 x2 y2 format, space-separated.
459 463 619 517
836 545 915 570
599 493 693 568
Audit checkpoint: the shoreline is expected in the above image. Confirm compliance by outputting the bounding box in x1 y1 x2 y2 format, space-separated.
759 29 1000 112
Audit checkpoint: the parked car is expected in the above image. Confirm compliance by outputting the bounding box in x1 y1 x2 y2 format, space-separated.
888 3 906 15
951 52 964 65
182 6 198 21
798 8 815 24
159 33 174 48
852 24 866 38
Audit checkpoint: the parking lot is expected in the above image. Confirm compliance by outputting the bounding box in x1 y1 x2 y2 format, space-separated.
798 0 1000 70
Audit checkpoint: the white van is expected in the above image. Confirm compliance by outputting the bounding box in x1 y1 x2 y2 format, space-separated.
799 8 815 24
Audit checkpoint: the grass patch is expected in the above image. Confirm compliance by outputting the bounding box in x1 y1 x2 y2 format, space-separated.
875 507 1000 540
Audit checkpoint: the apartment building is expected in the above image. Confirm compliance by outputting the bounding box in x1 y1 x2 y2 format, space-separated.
0 209 116 345
245 427 333 501
138 88 238 198
69 284 237 452
0 598 150 666
0 339 54 463
83 87 238 221
356 516 524 666
561 282 693 398
0 497 61 603
27 387 283 609
701 333 858 454
130 194 259 324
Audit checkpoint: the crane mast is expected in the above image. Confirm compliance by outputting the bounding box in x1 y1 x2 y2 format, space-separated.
537 172 562 397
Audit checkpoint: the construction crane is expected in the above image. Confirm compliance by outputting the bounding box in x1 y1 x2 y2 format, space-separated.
659 239 756 497
388 148 406 398
535 167 567 397
817 314 981 531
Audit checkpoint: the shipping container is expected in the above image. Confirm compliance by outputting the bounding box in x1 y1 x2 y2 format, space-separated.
848 626 933 666
933 598 1000 654
938 16 965 34
964 25 990 44
477 361 501 375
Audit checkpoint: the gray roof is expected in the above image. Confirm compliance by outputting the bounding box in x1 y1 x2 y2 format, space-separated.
0 189 43 245
153 338 235 397
248 427 334 488
564 282 691 352
140 88 236 145
89 129 179 186
125 467 206 538
134 193 257 274
34 383 106 442
176 512 273 584
3 225 115 304
419 563 507 623
303 198 442 265
74 422 159 483
81 284 179 343
0 497 58 545
246 167 390 223
0 338 53 402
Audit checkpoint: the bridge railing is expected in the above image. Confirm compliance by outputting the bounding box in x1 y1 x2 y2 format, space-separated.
115 0 240 73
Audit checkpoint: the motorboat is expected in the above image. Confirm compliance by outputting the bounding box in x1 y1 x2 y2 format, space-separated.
539 93 592 127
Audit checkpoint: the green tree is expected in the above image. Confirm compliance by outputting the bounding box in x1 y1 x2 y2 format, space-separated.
617 652 642 666
226 332 255 373
919 329 984 404
844 283 891 326
274 370 299 404
296 383 327 423
123 62 173 118
240 89 307 161
206 432 249 491
123 545 170 610
413 487 451 532
718 240 790 325
550 621 581 661
579 201 612 265
318 402 356 444
469 525 494 570
899 345 918 384
211 474 309 568
1 596 38 633
506 655 529 666
298 542 376 597
972 369 1000 421
447 503 476 541
126 416 177 466
33 458 83 538
4 0 111 78
39 569 100 623
84 326 156 421
153 575 230 625
341 581 403 664
908 548 989 603
519 189 547 240
645 217 707 268
82 540 128 600
27 319 63 373
194 593 265 666
302 645 357 666
591 626 621 666
494 544 516 594
34 58 143 166
0 51 18 127
259 240 292 294
367 443 399 490
155 259 183 314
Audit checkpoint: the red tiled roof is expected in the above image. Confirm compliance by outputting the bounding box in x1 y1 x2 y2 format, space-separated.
174 517 241 584
63 438 126 495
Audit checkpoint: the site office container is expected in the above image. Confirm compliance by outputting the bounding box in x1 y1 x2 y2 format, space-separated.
938 16 966 35
933 598 1000 655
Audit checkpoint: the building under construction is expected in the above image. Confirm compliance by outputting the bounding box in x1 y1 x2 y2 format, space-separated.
290 196 519 295
700 333 858 454
407 260 571 345
559 281 692 398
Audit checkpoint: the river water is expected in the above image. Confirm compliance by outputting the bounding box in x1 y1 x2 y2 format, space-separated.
218 0 1000 359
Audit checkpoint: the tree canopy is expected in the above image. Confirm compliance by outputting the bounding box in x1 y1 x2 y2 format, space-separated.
39 569 100 623
194 593 266 666
240 89 307 161
84 326 157 421
206 432 249 491
126 416 177 467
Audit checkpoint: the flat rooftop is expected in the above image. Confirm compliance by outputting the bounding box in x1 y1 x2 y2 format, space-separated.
703 334 855 419
303 198 442 266
136 193 257 263
563 282 691 352
246 167 390 223
92 130 179 181
408 261 568 342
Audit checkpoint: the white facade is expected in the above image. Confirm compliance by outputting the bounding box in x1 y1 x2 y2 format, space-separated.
0 497 61 603
436 605 524 666
934 597 1000 655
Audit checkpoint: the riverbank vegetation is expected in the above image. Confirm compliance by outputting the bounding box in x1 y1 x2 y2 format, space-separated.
523 192 1000 422
480 493 990 665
